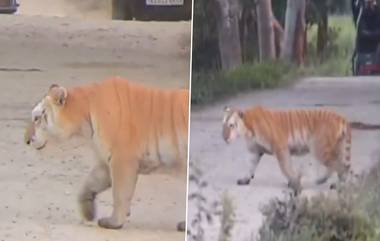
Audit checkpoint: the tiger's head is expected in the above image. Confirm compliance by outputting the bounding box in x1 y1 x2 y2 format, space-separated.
24 84 85 150
222 106 246 144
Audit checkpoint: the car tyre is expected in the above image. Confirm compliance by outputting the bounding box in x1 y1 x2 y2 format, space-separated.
112 0 132 20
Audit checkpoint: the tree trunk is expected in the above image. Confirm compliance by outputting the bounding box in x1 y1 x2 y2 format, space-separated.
281 0 306 64
272 17 284 59
294 0 306 65
215 0 242 70
317 1 328 62
240 7 249 62
256 0 276 61
240 7 259 62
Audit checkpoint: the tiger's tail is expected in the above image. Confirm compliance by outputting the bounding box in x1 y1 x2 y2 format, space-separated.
343 124 352 170
350 121 380 130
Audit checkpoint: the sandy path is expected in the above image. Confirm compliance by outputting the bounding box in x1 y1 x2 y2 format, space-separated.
0 13 190 241
188 77 380 241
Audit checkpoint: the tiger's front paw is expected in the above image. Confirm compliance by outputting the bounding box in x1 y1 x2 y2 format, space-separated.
237 177 251 185
98 217 124 229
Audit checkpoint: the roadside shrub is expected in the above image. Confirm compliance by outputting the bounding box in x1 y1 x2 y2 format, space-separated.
357 160 380 229
187 161 219 241
187 161 236 241
258 191 376 241
258 157 380 241
218 193 235 241
191 61 297 105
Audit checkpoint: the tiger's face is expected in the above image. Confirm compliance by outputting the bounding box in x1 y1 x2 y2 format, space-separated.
222 107 245 144
25 84 71 150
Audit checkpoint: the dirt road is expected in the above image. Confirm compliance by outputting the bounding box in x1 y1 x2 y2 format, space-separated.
0 12 190 241
188 77 380 241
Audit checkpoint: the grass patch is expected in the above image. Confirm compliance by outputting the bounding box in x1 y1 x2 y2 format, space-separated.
306 15 355 76
191 61 298 105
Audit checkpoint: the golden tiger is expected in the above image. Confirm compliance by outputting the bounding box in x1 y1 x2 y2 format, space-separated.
24 77 189 230
222 105 380 192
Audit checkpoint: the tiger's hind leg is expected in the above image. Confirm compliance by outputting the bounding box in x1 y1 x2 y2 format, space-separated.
313 125 351 186
313 140 342 186
275 148 302 194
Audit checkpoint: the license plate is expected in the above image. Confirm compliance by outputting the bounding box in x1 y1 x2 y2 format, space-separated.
146 0 184 6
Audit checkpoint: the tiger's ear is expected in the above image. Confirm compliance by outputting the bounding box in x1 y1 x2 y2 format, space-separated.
49 84 59 90
224 106 231 113
48 84 67 106
238 110 244 118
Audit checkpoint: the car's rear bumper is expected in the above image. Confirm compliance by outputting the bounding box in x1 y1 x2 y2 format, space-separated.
0 3 18 14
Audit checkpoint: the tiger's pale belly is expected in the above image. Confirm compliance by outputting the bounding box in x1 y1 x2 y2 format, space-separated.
245 134 310 157
90 123 187 175
138 137 187 175
287 130 311 156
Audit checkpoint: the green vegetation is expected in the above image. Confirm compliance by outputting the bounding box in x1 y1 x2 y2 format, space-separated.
187 161 236 241
192 61 298 105
257 159 380 241
192 15 356 105
189 160 380 241
202 159 380 241
306 15 355 76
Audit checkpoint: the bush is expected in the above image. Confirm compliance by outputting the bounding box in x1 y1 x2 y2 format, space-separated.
357 162 380 229
258 158 380 241
218 193 235 241
258 192 376 241
191 61 297 105
187 161 217 241
187 161 236 241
